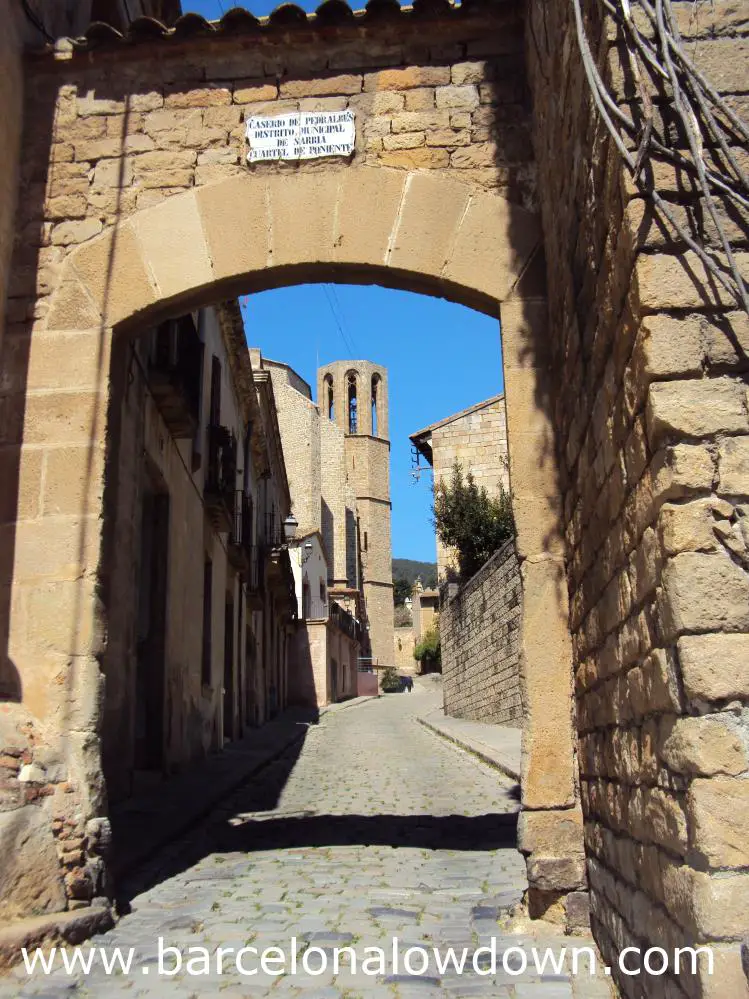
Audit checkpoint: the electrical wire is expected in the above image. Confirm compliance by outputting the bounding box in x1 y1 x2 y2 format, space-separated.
323 285 358 357
20 0 53 41
572 0 749 315
331 285 361 356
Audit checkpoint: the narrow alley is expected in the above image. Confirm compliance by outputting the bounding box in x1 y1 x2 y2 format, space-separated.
3 683 609 999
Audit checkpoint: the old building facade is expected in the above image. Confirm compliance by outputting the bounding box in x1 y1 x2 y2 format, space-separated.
393 579 440 674
0 1 748 994
411 394 510 580
1 294 298 917
102 294 299 795
288 531 362 708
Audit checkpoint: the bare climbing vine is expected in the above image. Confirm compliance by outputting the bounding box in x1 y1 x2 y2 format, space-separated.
573 0 749 314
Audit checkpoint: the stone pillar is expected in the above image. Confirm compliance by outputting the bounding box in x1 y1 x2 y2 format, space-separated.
0 317 113 918
0 6 22 364
500 292 587 930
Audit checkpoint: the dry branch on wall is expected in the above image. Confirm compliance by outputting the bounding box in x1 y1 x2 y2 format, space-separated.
574 0 749 314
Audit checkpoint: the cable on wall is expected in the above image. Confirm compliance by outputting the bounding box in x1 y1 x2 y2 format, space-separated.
572 0 749 315
20 0 54 41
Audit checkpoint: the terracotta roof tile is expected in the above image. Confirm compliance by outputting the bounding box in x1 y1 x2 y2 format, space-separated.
37 0 514 54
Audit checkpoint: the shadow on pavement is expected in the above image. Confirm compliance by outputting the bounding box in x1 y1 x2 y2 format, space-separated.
115 733 519 913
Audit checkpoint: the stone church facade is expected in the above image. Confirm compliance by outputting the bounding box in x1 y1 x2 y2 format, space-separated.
268 355 395 671
0 1 747 995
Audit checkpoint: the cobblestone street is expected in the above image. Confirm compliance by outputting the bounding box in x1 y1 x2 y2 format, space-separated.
2 685 610 999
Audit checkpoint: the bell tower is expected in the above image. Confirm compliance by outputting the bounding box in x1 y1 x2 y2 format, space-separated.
317 361 394 668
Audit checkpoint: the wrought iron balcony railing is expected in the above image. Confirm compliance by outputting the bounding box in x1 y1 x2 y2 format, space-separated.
263 512 285 550
330 600 362 643
148 315 202 438
302 595 329 621
204 424 237 530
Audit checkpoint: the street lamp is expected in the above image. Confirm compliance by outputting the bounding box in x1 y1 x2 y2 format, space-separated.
282 513 298 545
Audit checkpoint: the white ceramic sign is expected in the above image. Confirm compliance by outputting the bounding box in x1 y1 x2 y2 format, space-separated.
246 110 356 163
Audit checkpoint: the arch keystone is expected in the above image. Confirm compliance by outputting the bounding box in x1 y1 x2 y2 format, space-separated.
133 190 214 303
444 192 541 302
388 173 471 281
196 175 271 283
333 167 406 269
67 222 157 328
267 171 341 269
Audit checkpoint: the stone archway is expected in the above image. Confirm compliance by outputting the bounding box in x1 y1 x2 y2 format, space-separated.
8 166 583 924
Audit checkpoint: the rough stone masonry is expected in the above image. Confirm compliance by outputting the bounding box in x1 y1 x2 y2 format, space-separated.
0 1 747 996
440 539 523 726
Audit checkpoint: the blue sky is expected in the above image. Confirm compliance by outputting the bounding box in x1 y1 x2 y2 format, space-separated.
242 287 503 563
186 0 503 563
184 0 322 16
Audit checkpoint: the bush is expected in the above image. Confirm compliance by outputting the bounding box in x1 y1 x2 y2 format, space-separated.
414 625 441 672
433 460 514 580
380 665 402 692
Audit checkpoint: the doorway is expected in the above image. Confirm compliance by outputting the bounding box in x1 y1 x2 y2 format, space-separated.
223 594 235 742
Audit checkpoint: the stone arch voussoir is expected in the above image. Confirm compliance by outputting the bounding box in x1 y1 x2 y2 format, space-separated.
46 168 542 333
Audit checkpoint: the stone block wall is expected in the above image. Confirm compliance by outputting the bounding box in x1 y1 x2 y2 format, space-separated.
267 362 322 539
0 9 22 369
431 396 510 579
526 0 749 994
440 539 523 726
393 624 416 672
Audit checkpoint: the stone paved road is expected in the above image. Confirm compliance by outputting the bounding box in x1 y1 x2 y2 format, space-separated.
2 683 611 998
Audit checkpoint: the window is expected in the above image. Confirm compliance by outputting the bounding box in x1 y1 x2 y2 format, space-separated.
202 558 213 686
364 531 368 552
319 579 326 602
347 373 357 433
371 374 380 436
325 374 334 421
209 355 221 426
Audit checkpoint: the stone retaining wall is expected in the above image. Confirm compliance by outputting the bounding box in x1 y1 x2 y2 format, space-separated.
440 540 523 726
526 0 749 994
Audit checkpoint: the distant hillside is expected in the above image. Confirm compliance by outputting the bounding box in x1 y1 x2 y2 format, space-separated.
392 558 438 590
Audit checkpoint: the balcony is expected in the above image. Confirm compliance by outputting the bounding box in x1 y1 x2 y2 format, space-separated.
302 594 329 621
263 512 285 550
228 491 251 572
330 600 362 643
247 544 264 603
148 315 202 438
204 424 237 531
266 546 297 621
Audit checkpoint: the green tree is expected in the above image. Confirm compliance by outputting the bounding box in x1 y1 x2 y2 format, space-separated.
433 460 514 580
393 577 412 606
413 625 441 672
